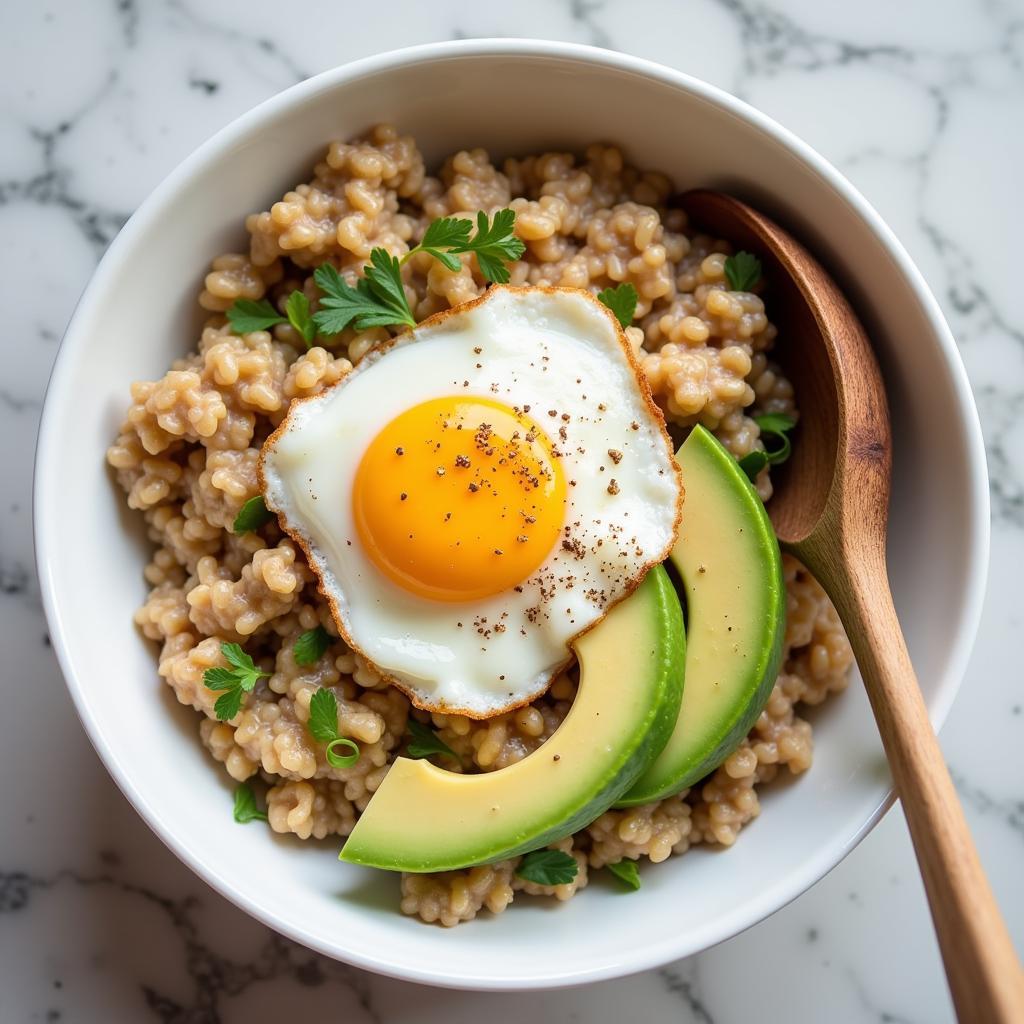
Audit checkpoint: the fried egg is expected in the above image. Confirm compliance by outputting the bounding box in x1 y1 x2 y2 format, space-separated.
261 286 682 717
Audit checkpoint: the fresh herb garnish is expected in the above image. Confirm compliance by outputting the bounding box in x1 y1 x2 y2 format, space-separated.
405 719 460 765
427 209 525 284
409 209 526 283
285 290 316 346
737 412 797 483
515 849 579 886
226 210 525 341
307 687 361 769
597 282 638 328
723 251 762 292
293 624 333 667
226 293 318 348
226 298 287 335
755 411 797 445
307 687 342 744
414 216 474 271
605 859 641 890
233 782 268 823
737 449 769 481
311 256 416 334
233 495 274 534
204 642 269 721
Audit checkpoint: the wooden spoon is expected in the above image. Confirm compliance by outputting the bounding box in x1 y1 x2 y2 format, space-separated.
680 189 1023 1023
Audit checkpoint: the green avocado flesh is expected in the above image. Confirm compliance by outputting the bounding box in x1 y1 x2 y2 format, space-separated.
618 425 785 806
339 566 685 872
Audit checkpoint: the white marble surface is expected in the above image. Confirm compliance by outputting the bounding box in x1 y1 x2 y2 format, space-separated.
3 1 1022 1020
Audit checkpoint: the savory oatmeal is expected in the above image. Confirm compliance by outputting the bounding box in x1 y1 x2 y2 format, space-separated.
108 123 853 925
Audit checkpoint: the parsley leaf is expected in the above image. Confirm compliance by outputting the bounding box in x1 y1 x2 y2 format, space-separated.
737 412 797 483
226 298 287 335
723 251 762 292
597 282 638 328
307 687 341 744
605 859 641 890
285 290 316 347
363 248 417 322
414 217 473 271
405 719 460 764
213 691 243 726
307 688 361 769
204 642 269 721
233 495 274 534
515 849 578 886
402 209 525 282
228 291 317 347
293 624 333 667
462 209 526 283
312 261 416 335
233 783 268 823
202 667 238 689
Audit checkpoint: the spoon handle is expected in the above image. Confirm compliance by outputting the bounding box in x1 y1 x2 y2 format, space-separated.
821 548 1024 1022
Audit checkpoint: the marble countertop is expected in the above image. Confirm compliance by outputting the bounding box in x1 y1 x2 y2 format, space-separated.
3 1 1022 1020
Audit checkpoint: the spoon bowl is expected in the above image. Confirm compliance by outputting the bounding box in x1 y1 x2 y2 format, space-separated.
681 189 1023 1024
680 189 875 550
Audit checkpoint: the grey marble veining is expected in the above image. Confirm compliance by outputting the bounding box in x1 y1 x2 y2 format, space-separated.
2 1 1022 1021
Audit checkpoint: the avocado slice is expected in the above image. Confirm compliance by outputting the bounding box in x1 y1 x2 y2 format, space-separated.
339 566 685 872
618 425 785 806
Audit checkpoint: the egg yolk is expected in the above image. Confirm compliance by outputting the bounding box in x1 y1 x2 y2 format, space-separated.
353 396 567 603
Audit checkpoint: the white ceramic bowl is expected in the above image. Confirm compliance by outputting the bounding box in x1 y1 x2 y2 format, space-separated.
35 40 989 989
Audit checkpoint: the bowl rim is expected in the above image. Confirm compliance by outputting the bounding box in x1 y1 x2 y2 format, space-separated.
33 37 990 990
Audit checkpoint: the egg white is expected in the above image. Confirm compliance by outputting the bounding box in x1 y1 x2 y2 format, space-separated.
261 286 682 717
